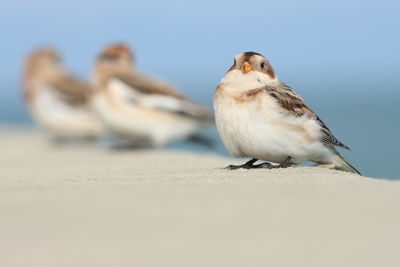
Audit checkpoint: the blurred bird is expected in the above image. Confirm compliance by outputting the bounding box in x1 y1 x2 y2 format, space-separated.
23 47 102 139
214 52 361 174
91 43 212 146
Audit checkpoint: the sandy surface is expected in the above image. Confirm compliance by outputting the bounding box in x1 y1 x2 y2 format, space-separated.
1 129 400 267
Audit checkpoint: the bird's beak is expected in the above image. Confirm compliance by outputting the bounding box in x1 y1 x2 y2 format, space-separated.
241 61 253 73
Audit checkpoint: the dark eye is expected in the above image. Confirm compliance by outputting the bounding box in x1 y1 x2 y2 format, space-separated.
234 58 237 65
260 62 265 69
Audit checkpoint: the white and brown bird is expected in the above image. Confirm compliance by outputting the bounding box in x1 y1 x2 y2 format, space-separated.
23 47 102 138
214 52 361 174
90 43 212 146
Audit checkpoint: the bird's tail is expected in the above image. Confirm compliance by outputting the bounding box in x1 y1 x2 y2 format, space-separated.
330 148 362 175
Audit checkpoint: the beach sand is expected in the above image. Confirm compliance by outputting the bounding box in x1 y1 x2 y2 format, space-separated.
1 129 399 267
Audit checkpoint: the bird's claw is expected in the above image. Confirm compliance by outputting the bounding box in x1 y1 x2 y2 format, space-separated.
225 159 273 170
269 156 296 169
225 156 295 170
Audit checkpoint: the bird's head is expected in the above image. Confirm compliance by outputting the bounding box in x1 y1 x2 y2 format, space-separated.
25 47 63 77
97 43 135 69
221 52 278 89
228 52 276 79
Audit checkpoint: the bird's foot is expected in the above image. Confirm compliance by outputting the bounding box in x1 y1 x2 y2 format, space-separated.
225 157 294 170
279 156 296 168
225 158 272 170
225 158 257 170
254 162 273 168
268 156 296 169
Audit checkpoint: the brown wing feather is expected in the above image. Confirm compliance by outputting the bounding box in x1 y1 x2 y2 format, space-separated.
115 72 185 99
265 83 350 150
109 73 212 121
49 76 92 105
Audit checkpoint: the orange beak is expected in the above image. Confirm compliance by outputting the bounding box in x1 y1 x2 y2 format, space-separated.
241 61 253 73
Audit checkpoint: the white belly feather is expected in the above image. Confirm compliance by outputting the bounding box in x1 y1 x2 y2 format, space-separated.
214 88 328 164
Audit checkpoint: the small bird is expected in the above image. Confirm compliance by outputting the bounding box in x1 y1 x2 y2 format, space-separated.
214 52 361 174
23 47 102 139
90 43 212 146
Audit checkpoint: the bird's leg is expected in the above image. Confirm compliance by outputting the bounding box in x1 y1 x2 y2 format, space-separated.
268 156 296 169
225 158 258 170
278 156 296 168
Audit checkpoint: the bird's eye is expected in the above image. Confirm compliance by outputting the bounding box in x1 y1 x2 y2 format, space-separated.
234 59 237 65
260 62 265 69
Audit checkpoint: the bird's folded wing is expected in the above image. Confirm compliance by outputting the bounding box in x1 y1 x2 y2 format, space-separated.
116 72 184 99
48 76 93 105
109 73 212 120
265 83 350 150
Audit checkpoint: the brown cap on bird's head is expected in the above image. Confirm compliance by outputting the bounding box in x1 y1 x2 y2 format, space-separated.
24 47 62 78
97 43 134 65
91 43 136 88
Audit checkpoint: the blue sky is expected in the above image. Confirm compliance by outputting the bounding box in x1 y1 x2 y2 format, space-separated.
0 0 399 116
